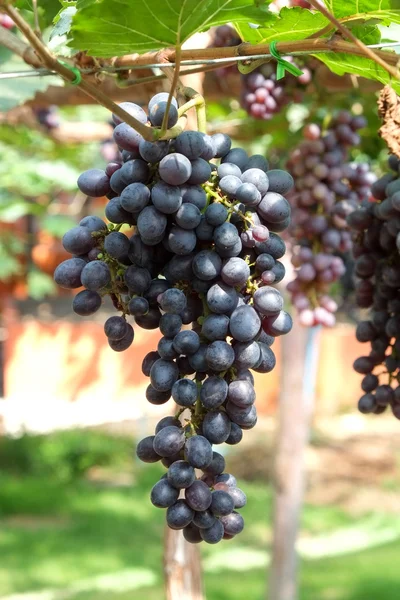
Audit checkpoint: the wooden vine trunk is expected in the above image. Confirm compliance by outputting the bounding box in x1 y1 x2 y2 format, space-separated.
269 320 318 600
164 527 204 600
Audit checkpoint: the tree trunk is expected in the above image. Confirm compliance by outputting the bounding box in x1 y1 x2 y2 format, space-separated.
164 527 205 600
268 322 320 600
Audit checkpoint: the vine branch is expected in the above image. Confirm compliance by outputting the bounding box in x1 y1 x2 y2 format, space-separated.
307 0 400 79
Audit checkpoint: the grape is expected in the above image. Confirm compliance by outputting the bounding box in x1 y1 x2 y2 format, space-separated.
167 460 195 489
229 305 261 342
205 203 229 226
253 286 284 316
266 170 294 195
136 206 167 245
151 479 180 508
139 139 170 163
159 314 182 338
225 423 243 445
202 411 231 444
221 257 250 286
120 182 150 213
81 261 111 291
263 311 293 336
166 500 195 530
148 94 179 128
63 226 94 255
201 314 230 341
136 436 161 463
108 323 134 351
185 435 213 469
182 185 207 210
207 282 238 314
228 380 256 407
234 341 261 369
146 385 171 405
77 169 111 197
171 378 198 407
157 338 178 360
200 519 224 544
219 175 242 198
200 376 228 409
206 341 235 371
72 290 102 316
168 226 197 255
221 148 248 170
79 215 107 232
128 296 149 316
210 490 234 516
151 181 182 214
150 359 179 391
183 524 202 543
192 250 222 281
173 330 200 355
155 416 182 434
174 131 206 159
159 289 187 314
175 203 202 229
193 510 216 529
135 308 161 330
113 122 143 151
185 480 212 511
159 153 192 185
153 426 185 457
112 101 147 126
124 266 151 294
104 231 130 259
54 258 86 289
253 343 276 373
104 316 128 341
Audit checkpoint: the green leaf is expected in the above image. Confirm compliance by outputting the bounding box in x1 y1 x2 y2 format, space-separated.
325 0 400 24
0 55 63 112
50 6 77 40
27 270 57 300
15 0 65 28
71 0 270 56
235 7 329 44
348 23 382 44
40 215 78 238
315 52 400 95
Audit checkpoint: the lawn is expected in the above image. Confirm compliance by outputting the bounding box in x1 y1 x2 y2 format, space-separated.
1 458 400 600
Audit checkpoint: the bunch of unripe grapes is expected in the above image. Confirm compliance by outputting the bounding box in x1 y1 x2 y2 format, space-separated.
285 112 375 327
348 154 400 419
54 91 294 544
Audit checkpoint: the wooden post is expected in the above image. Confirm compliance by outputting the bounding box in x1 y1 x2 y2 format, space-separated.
269 321 320 600
164 527 205 600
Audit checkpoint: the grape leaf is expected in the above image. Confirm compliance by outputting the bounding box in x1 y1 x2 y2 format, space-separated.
349 23 382 45
71 0 271 56
15 0 64 27
235 7 329 43
50 6 77 40
325 0 400 24
0 56 62 112
314 52 400 95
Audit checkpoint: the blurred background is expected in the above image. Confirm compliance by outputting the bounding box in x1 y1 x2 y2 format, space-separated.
1 21 400 600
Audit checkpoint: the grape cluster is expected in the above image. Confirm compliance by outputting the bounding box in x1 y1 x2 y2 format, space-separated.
348 154 400 419
54 92 294 543
35 107 61 131
209 26 241 77
241 60 313 121
285 112 375 326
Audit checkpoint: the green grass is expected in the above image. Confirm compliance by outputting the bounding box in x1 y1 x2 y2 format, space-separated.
1 463 399 600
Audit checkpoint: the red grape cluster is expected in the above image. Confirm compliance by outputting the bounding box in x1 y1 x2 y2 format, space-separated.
348 155 400 418
241 59 313 121
285 112 376 326
208 26 241 77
